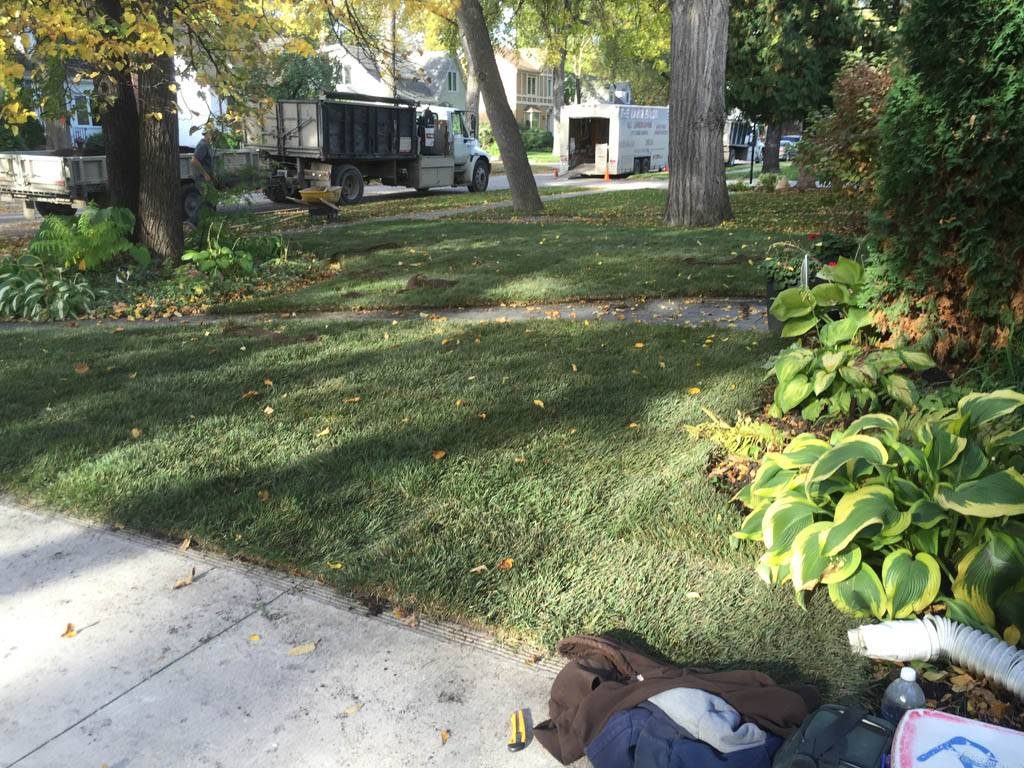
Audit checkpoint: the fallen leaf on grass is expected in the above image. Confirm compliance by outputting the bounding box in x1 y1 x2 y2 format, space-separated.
128 371 137 379
263 405 274 416
73 363 89 374
342 702 364 717
178 536 191 552
469 564 488 574
627 422 639 429
571 363 578 372
344 396 361 404
687 387 702 395
61 622 77 638
287 641 318 657
440 730 450 746
173 566 196 590
257 489 270 502
454 399 465 407
316 427 331 437
242 390 260 399
685 591 701 599
431 449 447 460
248 634 261 643
532 399 544 409
326 561 344 570
130 427 143 439
477 411 488 420
263 378 273 387
634 342 645 349
497 558 514 571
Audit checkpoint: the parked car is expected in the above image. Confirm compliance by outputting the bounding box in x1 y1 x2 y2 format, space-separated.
780 135 801 161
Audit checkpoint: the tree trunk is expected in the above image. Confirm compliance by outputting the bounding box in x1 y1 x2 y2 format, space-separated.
137 4 183 262
460 32 480 136
44 117 71 151
665 0 732 226
552 47 566 157
100 71 140 219
762 122 782 173
456 0 542 214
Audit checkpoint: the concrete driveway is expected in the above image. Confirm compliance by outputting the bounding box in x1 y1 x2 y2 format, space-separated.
0 500 570 767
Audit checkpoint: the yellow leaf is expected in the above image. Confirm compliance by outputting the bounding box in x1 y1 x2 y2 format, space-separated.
497 557 514 571
263 405 274 416
167 83 177 93
344 396 361 404
249 633 261 643
288 641 318 656
130 427 142 439
571 363 578 372
634 342 645 349
61 623 77 638
128 371 138 379
440 729 450 745
685 591 701 599
533 399 544 409
263 378 273 387
1004 625 1021 646
469 564 488 574
316 427 331 437
178 536 191 551
687 387 702 395
343 702 364 716
478 412 488 420
73 363 90 374
454 399 465 407
173 566 196 590
257 490 270 502
326 561 344 570
627 422 639 429
432 449 447 460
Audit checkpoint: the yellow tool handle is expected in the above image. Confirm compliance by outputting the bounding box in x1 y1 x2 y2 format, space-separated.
507 709 527 752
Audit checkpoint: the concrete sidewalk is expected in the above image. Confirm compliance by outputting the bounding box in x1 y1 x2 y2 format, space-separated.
0 500 570 767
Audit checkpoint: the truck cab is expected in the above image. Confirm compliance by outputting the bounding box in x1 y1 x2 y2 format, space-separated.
414 105 490 192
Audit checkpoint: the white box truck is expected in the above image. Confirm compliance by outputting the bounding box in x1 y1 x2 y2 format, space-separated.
558 103 669 178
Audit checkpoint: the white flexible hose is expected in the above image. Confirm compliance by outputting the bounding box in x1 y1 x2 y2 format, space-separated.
847 615 1024 700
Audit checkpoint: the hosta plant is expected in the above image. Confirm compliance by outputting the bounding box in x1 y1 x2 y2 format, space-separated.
769 256 935 420
0 256 97 320
734 389 1024 643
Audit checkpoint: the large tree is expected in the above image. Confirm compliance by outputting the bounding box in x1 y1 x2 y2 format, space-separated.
665 0 731 226
727 0 863 172
456 0 543 214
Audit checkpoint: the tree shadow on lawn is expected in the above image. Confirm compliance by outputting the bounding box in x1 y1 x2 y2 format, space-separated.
0 319 867 696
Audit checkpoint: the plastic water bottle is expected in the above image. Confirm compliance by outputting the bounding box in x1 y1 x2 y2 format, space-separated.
881 666 926 725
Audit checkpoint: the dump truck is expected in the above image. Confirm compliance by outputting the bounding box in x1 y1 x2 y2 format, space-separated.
0 149 260 220
558 103 669 178
256 92 491 204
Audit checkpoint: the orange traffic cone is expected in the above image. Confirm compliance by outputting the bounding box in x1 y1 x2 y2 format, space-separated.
603 166 610 182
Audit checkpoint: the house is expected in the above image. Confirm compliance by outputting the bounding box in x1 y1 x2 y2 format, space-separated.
323 44 466 109
573 77 632 106
480 49 556 132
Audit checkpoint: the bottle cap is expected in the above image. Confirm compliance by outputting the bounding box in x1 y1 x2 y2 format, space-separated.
900 666 917 682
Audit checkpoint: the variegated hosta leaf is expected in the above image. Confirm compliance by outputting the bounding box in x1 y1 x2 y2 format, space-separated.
952 530 1024 628
774 347 814 384
762 496 817 560
828 563 886 619
778 434 830 468
820 545 862 585
882 549 942 618
733 508 765 541
806 435 889 490
921 423 967 475
995 585 1024 646
770 287 816 321
840 413 899 442
899 350 936 371
823 486 889 555
946 439 989 485
935 468 1024 518
790 522 833 593
909 498 945 529
958 389 1024 427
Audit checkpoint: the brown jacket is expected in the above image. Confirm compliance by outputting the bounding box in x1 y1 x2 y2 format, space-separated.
534 636 820 765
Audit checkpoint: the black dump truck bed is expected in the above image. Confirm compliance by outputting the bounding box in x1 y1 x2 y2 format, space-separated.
258 92 419 162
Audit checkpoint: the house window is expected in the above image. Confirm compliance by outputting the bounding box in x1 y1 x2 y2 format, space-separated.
526 75 537 96
447 71 457 92
542 77 552 98
73 95 92 126
340 65 352 86
525 108 540 129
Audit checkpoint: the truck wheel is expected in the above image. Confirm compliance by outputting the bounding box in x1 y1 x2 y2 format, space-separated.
263 177 289 204
331 164 364 205
181 186 205 224
467 159 490 193
35 201 75 217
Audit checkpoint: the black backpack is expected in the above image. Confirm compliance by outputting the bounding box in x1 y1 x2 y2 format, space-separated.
773 705 896 768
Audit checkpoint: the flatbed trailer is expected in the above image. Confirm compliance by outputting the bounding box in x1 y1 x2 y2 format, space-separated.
0 149 259 220
257 92 491 204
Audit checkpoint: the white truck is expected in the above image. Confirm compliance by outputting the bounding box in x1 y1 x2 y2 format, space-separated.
256 92 492 204
0 149 260 221
558 103 669 177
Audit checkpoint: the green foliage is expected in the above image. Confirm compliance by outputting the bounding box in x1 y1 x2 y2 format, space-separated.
758 173 780 192
735 390 1024 641
758 240 823 286
0 115 45 150
768 256 936 420
519 127 553 151
727 0 865 125
28 205 150 271
797 56 893 191
871 0 1024 364
181 220 259 281
0 256 97 320
685 408 788 459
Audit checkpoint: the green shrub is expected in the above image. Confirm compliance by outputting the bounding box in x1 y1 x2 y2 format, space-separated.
758 173 779 192
871 0 1024 366
768 257 936 420
758 241 824 288
519 127 553 152
181 220 256 281
0 256 97 320
797 56 892 191
82 132 105 154
28 205 150 271
735 389 1024 641
478 124 494 149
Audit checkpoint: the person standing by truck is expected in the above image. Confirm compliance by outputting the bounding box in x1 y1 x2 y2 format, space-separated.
189 126 218 186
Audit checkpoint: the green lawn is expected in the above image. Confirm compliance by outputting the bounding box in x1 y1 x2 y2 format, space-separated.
0 319 864 694
216 218 773 315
